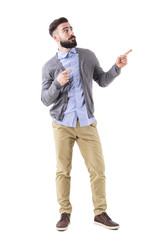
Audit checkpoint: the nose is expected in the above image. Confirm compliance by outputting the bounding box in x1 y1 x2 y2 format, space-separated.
69 28 74 36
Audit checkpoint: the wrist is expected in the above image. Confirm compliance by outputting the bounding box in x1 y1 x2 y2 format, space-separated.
115 63 121 69
54 79 62 89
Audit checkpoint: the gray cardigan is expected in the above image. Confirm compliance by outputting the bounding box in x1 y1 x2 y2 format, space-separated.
41 47 121 121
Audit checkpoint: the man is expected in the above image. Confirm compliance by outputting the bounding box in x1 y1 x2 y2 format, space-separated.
41 17 132 231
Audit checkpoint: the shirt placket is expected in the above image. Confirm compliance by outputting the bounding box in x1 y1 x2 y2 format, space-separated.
69 55 77 127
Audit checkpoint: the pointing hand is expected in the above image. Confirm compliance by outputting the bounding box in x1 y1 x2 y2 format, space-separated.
116 49 132 69
57 68 72 86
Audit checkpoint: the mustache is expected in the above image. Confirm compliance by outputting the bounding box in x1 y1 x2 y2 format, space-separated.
68 35 76 40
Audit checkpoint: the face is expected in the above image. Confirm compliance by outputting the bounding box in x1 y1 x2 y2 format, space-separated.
54 22 77 48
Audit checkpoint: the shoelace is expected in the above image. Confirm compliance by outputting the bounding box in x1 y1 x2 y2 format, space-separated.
102 212 111 220
60 213 70 222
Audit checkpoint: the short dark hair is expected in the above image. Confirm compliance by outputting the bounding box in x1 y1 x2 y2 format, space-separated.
49 17 68 36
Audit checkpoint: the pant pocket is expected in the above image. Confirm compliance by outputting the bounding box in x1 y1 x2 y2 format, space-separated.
90 120 97 128
52 120 61 128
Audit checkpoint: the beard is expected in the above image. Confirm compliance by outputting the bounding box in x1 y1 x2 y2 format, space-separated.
60 36 77 48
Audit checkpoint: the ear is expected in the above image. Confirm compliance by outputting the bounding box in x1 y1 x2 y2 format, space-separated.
52 34 59 43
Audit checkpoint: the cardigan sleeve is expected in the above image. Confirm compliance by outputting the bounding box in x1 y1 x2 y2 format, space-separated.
93 53 121 87
41 64 63 106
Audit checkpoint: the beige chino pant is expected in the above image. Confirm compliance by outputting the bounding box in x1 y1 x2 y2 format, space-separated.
52 119 107 216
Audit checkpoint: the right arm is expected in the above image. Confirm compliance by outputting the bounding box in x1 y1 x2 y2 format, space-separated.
41 66 71 106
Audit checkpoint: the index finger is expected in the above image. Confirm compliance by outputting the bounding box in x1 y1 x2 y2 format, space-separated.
123 49 132 56
63 68 72 74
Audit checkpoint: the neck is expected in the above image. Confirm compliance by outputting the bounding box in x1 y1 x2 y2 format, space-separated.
58 45 71 52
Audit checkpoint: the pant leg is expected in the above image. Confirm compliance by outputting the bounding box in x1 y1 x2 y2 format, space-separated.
75 120 107 216
52 121 76 214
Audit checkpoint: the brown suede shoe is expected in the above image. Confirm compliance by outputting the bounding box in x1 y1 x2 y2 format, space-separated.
94 212 120 230
56 213 71 231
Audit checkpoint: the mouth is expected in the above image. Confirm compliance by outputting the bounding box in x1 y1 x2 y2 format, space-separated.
69 37 76 41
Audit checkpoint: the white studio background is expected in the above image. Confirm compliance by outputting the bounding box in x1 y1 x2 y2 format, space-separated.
0 0 160 239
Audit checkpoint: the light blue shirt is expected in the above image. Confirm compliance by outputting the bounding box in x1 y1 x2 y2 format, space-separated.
53 48 96 127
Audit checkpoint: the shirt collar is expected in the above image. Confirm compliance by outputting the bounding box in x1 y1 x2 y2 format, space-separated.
57 48 77 60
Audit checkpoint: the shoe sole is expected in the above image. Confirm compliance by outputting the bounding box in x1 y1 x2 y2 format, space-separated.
94 221 120 230
56 223 70 231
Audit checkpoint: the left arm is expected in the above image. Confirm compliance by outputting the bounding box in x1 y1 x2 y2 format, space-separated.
93 55 121 87
93 49 132 87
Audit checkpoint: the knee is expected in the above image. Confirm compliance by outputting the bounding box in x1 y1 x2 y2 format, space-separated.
56 164 72 178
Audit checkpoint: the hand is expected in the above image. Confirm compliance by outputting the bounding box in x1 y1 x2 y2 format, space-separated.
116 49 132 68
57 68 72 86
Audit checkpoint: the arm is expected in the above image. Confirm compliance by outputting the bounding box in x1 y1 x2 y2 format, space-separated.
93 54 121 87
41 65 62 106
41 65 71 106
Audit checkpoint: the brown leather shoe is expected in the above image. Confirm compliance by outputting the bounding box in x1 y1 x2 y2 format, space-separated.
94 212 120 230
56 213 71 231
